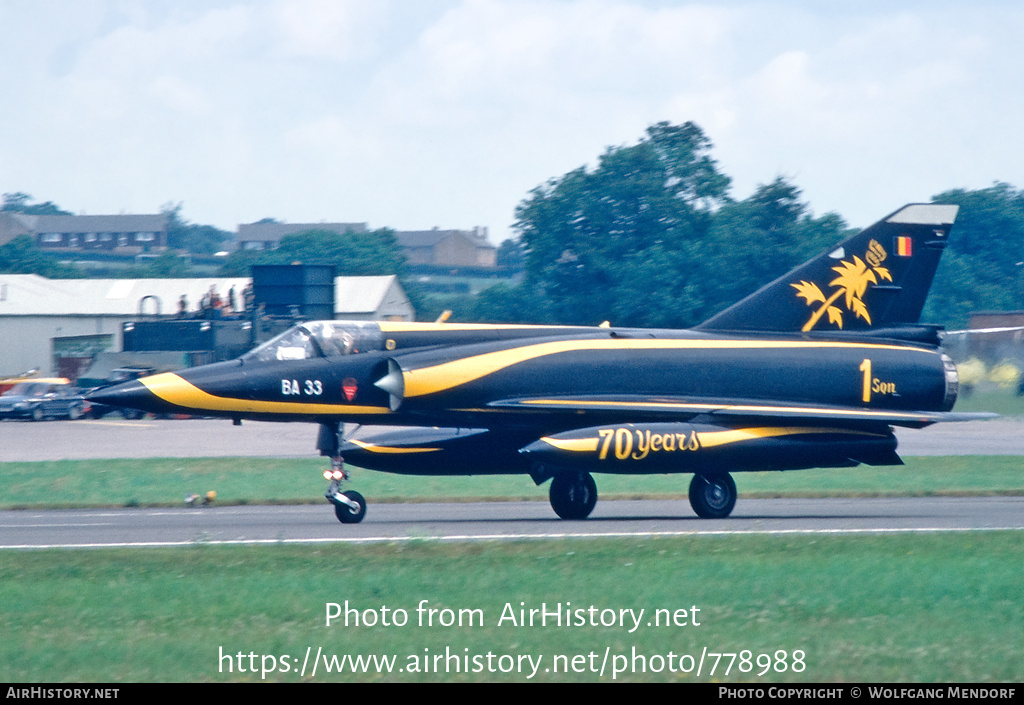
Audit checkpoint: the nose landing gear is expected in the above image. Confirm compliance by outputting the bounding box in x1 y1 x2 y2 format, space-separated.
324 457 366 524
319 422 367 524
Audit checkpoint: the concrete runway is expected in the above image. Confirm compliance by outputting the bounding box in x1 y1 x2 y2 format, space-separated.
3 497 1023 549
3 416 1024 462
2 417 1022 548
0 417 322 462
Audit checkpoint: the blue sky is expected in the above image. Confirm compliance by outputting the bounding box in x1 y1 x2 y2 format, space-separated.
2 1 1021 241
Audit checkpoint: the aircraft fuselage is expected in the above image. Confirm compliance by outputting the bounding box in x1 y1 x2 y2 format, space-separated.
109 325 954 431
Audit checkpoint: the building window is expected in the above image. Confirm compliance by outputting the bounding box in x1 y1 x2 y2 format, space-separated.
136 232 156 242
85 233 97 242
42 233 63 243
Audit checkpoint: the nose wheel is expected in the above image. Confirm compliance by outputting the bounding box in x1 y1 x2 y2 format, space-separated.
332 489 366 524
324 457 367 524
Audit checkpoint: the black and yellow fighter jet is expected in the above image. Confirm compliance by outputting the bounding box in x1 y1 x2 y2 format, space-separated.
89 204 987 524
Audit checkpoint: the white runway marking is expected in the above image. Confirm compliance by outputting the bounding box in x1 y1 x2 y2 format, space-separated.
3 525 1022 550
77 419 153 428
0 523 116 529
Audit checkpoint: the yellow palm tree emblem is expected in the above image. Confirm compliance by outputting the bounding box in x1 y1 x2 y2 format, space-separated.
791 240 893 331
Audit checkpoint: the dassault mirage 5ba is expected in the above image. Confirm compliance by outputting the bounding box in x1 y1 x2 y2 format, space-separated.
89 204 988 524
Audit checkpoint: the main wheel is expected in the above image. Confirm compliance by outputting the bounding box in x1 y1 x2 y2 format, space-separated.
333 490 367 524
688 473 736 519
549 471 598 520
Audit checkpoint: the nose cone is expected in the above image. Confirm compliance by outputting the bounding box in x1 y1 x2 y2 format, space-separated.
86 379 162 415
373 359 405 411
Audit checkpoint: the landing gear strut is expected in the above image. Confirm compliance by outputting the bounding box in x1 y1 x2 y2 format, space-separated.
549 471 598 520
688 472 736 519
324 456 366 524
319 423 366 524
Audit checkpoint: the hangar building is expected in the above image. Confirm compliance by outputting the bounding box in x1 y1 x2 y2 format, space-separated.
0 274 413 379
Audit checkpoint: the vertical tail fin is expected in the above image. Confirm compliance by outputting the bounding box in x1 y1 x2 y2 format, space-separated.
696 204 958 336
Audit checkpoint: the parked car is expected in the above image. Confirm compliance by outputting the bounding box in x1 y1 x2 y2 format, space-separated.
0 368 41 395
0 379 89 421
86 367 154 419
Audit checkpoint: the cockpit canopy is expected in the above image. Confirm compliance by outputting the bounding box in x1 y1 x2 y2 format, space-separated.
243 321 384 362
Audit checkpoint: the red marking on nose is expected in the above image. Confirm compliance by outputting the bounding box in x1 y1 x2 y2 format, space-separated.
343 378 358 401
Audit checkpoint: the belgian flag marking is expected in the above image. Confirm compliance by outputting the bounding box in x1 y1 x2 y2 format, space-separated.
895 235 913 257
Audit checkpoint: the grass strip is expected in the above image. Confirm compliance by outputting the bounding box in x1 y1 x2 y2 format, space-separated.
1 532 1021 682
2 455 1024 509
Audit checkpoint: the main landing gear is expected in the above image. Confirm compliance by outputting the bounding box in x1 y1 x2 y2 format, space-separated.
549 471 598 520
544 470 738 520
688 472 737 519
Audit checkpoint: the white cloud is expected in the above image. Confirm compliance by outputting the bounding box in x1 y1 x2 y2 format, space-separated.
2 1 1024 235
148 75 211 116
399 0 737 114
271 0 391 61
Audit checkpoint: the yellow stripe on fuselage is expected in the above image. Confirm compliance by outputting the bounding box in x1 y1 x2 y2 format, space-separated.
695 426 886 448
539 436 601 452
377 322 572 333
347 439 442 454
140 373 391 416
402 338 928 399
519 398 930 422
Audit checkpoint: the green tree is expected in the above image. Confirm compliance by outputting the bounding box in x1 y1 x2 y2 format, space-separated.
472 282 548 323
2 192 72 215
216 248 265 277
0 235 81 278
701 178 850 316
495 238 525 271
218 228 405 277
479 131 853 327
161 202 231 255
278 228 404 274
512 121 731 326
137 251 193 278
924 183 1024 328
